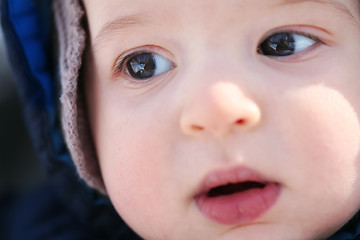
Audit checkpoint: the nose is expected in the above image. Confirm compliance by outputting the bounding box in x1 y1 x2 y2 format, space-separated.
180 82 261 137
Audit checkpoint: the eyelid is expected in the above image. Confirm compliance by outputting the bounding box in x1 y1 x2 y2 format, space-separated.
256 27 329 62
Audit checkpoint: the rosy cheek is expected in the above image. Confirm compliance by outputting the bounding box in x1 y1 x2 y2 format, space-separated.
282 85 360 191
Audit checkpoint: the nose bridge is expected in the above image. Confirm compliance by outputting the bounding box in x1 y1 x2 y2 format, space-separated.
180 81 261 137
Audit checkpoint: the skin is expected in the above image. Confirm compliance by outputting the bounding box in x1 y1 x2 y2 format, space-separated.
82 0 360 239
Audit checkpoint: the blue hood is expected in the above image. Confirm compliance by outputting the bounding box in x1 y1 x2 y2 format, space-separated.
0 0 141 239
0 0 359 239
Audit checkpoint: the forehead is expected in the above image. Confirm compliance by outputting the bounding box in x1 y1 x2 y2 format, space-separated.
82 0 359 46
82 0 358 19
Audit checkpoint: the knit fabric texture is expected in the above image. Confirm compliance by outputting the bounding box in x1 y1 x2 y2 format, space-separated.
53 0 106 193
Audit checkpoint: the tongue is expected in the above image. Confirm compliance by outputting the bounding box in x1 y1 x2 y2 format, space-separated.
208 181 265 197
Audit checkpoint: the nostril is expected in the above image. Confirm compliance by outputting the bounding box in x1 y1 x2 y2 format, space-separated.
191 125 204 131
235 119 246 125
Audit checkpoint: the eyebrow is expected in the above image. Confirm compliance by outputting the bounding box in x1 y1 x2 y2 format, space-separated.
93 14 146 49
277 0 357 23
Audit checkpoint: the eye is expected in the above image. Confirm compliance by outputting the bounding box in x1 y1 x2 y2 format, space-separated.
122 52 173 80
258 32 318 57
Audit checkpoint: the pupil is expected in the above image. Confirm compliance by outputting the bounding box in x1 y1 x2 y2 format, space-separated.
260 33 295 56
127 53 156 79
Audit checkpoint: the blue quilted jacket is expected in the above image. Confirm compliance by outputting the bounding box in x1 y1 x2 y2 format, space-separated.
0 0 359 239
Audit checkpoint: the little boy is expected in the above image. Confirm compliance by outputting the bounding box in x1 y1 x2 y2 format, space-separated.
3 0 360 239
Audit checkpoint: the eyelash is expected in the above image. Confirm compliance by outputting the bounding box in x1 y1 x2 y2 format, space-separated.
113 51 139 76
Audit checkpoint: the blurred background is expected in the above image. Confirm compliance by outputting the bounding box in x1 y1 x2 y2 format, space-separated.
0 16 43 196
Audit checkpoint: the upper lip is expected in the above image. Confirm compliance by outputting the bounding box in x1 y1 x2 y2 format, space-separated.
194 166 274 197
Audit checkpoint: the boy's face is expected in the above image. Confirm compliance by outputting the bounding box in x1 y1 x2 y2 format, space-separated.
83 0 360 239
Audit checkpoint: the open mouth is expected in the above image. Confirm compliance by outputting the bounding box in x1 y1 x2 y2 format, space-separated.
207 181 266 198
195 167 281 225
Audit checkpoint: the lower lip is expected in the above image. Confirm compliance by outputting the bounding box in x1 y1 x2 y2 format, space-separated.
195 183 281 225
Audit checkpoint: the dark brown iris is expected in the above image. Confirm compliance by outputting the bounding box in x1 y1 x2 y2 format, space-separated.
127 53 156 79
259 32 295 56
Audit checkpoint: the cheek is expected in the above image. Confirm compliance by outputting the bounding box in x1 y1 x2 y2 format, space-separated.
276 85 360 231
94 99 181 238
284 85 360 167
